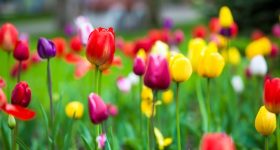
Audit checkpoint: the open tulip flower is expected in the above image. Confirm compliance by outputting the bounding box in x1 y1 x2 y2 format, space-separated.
0 23 18 52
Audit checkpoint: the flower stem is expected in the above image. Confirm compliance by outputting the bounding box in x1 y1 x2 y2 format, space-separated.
277 114 280 150
149 90 157 150
147 116 150 150
47 58 54 150
139 77 143 140
175 82 182 150
265 136 269 150
6 52 11 101
206 78 211 132
196 79 208 133
98 70 102 95
17 61 22 83
94 66 99 92
11 128 16 150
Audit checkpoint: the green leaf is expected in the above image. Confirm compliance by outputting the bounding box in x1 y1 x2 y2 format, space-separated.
1 121 10 149
16 137 30 150
39 104 49 133
81 135 92 150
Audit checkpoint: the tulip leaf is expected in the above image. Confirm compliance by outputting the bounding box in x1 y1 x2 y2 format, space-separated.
39 104 49 132
16 137 30 150
196 79 208 133
1 121 10 149
81 135 92 150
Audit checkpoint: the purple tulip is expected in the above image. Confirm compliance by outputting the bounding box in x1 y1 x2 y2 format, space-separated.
37 37 56 59
88 93 109 124
133 57 146 76
144 55 171 90
163 17 173 30
219 28 232 37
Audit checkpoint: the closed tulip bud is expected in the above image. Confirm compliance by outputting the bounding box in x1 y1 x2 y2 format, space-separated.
264 78 280 113
86 27 115 69
11 81 31 108
70 36 83 53
219 6 234 28
88 93 109 124
8 115 16 129
0 23 18 52
249 55 267 76
162 89 173 104
255 106 276 136
65 101 84 119
13 41 30 61
169 53 192 82
188 38 206 72
37 37 56 59
133 49 146 76
231 75 244 94
144 55 171 90
200 133 236 150
52 37 66 57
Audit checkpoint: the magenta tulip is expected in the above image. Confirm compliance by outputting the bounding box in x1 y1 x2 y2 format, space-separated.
88 93 109 124
133 57 146 76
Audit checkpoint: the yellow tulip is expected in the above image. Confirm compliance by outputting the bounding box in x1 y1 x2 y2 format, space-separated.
219 6 234 28
151 41 170 58
65 101 84 119
162 89 173 104
246 37 272 59
154 127 172 150
222 47 241 66
137 48 146 60
141 99 161 118
188 38 206 72
141 85 153 101
255 106 276 136
169 53 192 82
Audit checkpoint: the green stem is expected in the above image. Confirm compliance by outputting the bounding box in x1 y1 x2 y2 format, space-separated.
47 59 54 150
98 70 102 95
11 128 16 150
265 136 269 150
149 90 157 149
6 52 10 101
277 114 280 150
147 117 150 150
206 78 211 132
196 79 208 133
17 61 22 83
139 77 143 143
94 66 98 92
175 82 181 150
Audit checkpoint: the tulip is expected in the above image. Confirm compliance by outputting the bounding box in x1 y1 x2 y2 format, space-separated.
255 106 276 136
37 37 56 59
133 49 146 76
249 55 267 76
52 37 66 57
86 27 115 69
270 43 279 58
222 47 241 66
106 103 118 116
0 76 6 88
162 89 173 104
141 86 153 101
187 38 206 72
0 89 7 108
169 53 192 82
173 29 185 45
163 17 173 30
151 41 170 58
70 36 83 53
200 133 236 150
88 93 109 124
11 81 31 108
0 23 18 52
192 25 207 39
96 133 106 149
246 37 271 59
127 72 139 86
116 76 131 93
264 78 280 113
231 75 244 94
272 24 280 38
219 6 234 28
8 115 16 129
154 127 172 150
209 18 221 33
251 29 264 41
13 41 29 61
65 101 84 119
133 38 153 54
144 55 171 90
75 16 94 45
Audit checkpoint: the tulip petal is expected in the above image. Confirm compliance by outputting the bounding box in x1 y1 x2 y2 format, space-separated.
2 104 35 121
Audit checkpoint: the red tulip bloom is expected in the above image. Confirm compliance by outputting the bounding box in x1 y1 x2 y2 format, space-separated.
10 61 30 78
86 27 115 68
52 37 67 57
209 18 221 33
0 23 18 52
11 81 31 107
270 43 279 58
13 40 30 61
264 78 280 113
230 22 238 37
200 133 235 150
134 38 153 54
88 93 109 124
192 25 207 38
70 36 83 53
144 55 171 90
251 29 264 41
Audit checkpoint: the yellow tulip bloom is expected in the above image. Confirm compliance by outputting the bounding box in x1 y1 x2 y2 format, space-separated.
219 6 234 28
151 41 170 58
246 37 271 59
222 47 241 66
137 48 146 60
255 106 276 136
162 89 173 104
65 101 84 119
154 127 172 150
188 38 206 72
169 53 192 82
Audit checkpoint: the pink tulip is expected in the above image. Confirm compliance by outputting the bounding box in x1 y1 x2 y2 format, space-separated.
88 93 109 124
200 133 235 150
96 133 106 149
106 103 118 116
116 77 131 93
133 57 146 76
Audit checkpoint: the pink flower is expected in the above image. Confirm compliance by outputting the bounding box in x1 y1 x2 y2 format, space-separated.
96 133 107 149
106 103 118 116
272 24 280 38
88 93 109 124
200 133 235 150
0 77 6 88
116 77 131 93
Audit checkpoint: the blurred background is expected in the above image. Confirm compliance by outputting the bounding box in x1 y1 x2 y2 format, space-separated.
0 0 279 35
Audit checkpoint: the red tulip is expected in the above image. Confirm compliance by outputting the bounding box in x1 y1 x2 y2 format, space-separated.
13 40 30 61
200 133 235 150
86 27 115 68
0 23 18 52
251 29 264 41
173 29 185 45
209 18 221 33
230 22 238 37
264 78 280 113
10 61 30 78
192 25 207 38
0 76 6 88
144 55 171 90
88 93 109 124
133 38 153 55
270 43 279 58
0 89 7 108
70 36 83 53
52 37 67 57
11 81 31 107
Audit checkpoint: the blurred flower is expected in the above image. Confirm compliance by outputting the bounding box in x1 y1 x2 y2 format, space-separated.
134 38 153 54
270 43 279 58
162 89 173 105
173 29 185 45
13 40 30 61
64 23 75 36
10 61 29 78
37 37 56 59
75 16 93 45
0 77 6 88
52 37 67 57
19 33 29 44
255 106 276 136
230 22 238 37
200 133 235 150
246 37 271 59
251 29 264 41
86 27 115 71
192 25 207 39
163 17 173 30
219 28 231 37
188 38 206 72
70 36 83 53
141 86 153 101
209 18 221 33
116 76 131 93
11 81 31 108
151 41 170 58
96 133 106 149
169 53 192 82
88 93 109 124
154 127 172 150
65 101 84 119
0 89 7 108
219 6 234 28
231 75 244 94
222 47 241 66
141 98 160 118
106 103 118 117
8 115 16 129
264 78 280 114
127 72 139 86
144 55 171 90
249 55 267 76
0 23 18 52
272 23 280 38
133 49 146 76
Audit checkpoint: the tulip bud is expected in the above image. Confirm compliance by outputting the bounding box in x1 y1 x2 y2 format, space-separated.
8 115 16 129
249 55 267 76
231 75 244 94
272 23 280 38
219 6 234 28
173 29 184 45
65 101 84 119
151 41 169 58
0 89 7 109
169 53 192 82
13 41 30 61
200 133 236 150
37 37 56 59
0 23 18 52
133 49 146 76
144 55 171 90
88 93 109 124
264 78 280 113
163 17 173 30
270 43 279 58
192 25 207 38
96 133 106 149
106 103 118 116
227 47 241 66
75 16 93 45
255 106 276 136
11 81 31 108
52 37 66 57
246 37 271 59
70 36 83 53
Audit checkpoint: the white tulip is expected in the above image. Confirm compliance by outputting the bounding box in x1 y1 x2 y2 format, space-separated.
231 75 244 94
75 16 93 45
127 72 139 86
249 55 267 76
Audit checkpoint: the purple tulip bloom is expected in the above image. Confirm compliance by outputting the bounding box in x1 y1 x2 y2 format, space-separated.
88 93 109 124
37 37 56 59
219 28 232 37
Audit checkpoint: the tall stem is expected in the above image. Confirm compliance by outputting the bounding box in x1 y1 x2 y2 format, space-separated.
17 61 22 83
47 59 54 150
147 118 150 150
98 70 102 95
175 82 182 150
94 66 98 92
139 77 143 143
149 90 157 149
265 136 269 150
206 78 211 132
6 52 11 101
277 114 280 150
11 129 16 150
